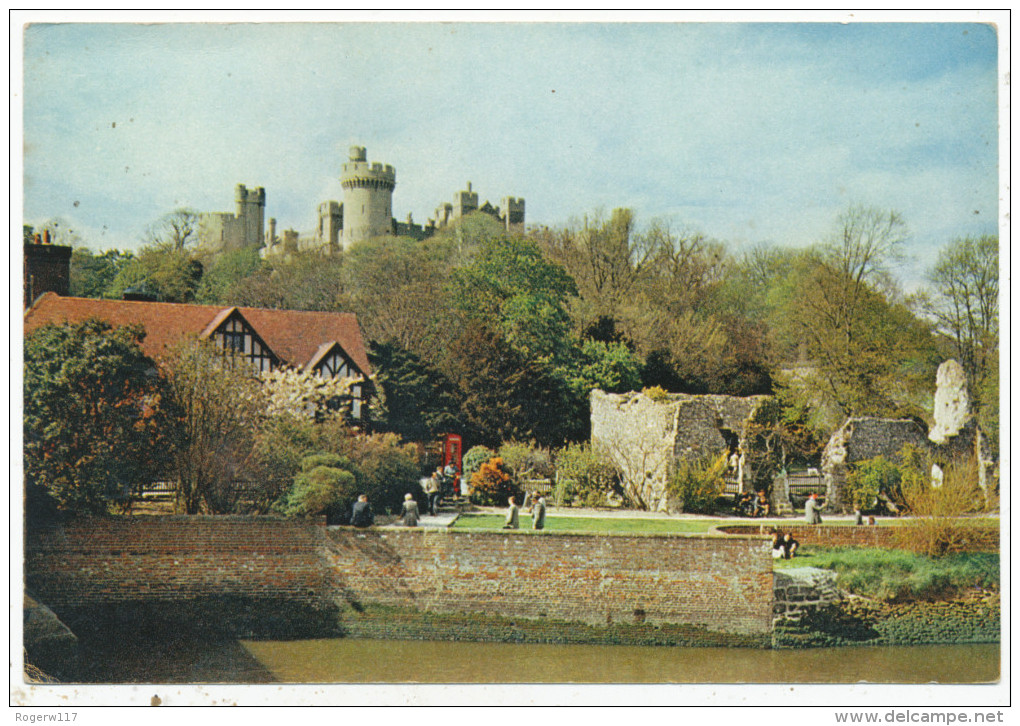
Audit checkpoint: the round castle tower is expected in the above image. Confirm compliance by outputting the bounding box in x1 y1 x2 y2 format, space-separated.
340 146 395 248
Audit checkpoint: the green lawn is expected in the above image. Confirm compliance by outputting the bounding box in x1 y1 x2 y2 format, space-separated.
452 513 723 534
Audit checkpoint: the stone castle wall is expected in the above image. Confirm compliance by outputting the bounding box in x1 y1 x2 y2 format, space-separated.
24 516 774 644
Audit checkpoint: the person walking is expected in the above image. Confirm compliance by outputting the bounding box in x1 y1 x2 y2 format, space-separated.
400 493 420 527
804 492 823 525
350 494 374 528
503 496 520 529
530 492 546 530
425 472 441 516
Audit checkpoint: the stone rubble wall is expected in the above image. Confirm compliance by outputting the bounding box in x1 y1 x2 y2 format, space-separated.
590 389 768 512
821 418 930 512
821 360 996 513
772 567 840 622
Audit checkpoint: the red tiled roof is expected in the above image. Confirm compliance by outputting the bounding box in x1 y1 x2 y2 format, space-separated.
23 293 371 375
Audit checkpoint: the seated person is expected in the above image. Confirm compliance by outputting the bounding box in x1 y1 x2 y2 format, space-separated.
737 492 755 517
771 530 786 559
781 532 799 559
753 490 770 518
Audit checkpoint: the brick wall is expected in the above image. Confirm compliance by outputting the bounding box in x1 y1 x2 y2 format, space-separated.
324 529 773 636
25 517 774 642
25 516 342 638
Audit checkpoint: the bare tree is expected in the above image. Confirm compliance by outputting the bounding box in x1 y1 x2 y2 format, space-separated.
162 340 267 514
918 234 999 410
821 204 908 345
145 208 199 252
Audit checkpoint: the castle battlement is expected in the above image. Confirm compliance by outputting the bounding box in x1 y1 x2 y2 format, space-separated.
235 184 266 205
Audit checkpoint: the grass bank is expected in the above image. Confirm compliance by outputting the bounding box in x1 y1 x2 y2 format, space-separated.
774 547 999 601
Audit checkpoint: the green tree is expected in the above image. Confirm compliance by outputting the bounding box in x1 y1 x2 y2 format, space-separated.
449 235 577 365
195 246 264 304
69 248 136 298
162 340 267 514
564 339 642 398
442 322 578 448
339 236 457 358
369 341 461 442
24 320 167 516
229 252 344 311
107 245 203 302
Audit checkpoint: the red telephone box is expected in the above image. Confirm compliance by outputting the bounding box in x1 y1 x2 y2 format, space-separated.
441 433 462 474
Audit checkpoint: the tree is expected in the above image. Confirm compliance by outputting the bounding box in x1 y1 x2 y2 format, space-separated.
194 246 264 304
144 208 199 252
742 396 824 494
229 252 344 311
24 320 167 516
785 257 938 422
107 245 204 303
162 340 267 514
442 322 578 448
535 208 656 336
69 248 136 298
448 235 577 366
917 235 998 444
339 236 458 358
369 341 460 442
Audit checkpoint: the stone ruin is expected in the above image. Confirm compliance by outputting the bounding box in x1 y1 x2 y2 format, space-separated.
821 359 994 513
589 389 768 512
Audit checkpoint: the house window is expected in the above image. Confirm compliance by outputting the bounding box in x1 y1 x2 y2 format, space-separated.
316 350 351 379
214 316 277 373
315 348 364 419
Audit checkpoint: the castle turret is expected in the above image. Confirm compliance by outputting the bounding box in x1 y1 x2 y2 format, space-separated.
234 184 266 250
317 200 343 251
340 146 396 248
500 196 526 231
452 181 479 219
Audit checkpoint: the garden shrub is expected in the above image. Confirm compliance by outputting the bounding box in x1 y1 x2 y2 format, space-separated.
463 445 496 481
642 385 670 403
846 455 901 512
335 432 422 516
666 453 728 513
498 441 554 487
469 456 521 506
895 452 989 557
553 442 622 507
281 454 359 521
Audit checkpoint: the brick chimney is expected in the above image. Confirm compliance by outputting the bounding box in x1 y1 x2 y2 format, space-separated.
24 233 72 307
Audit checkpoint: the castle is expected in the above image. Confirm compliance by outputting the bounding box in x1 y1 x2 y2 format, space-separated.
196 146 524 257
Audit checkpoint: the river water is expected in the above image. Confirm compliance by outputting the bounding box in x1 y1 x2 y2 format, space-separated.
76 638 999 684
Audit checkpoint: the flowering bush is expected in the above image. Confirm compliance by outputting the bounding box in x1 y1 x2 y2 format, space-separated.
463 445 497 481
259 368 369 421
469 457 521 506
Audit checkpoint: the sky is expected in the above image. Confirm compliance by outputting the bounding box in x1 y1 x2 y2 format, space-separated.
17 13 1004 288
